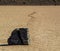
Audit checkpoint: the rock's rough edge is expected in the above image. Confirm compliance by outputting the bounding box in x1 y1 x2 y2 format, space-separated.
0 0 60 5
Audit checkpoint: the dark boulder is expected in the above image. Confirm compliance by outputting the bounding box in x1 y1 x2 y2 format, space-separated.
8 28 28 45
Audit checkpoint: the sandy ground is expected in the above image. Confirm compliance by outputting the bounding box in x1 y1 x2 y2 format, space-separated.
0 6 60 51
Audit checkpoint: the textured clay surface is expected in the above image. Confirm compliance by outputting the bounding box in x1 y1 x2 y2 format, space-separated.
0 6 60 51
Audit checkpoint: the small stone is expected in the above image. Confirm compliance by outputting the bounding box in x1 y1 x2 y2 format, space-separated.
8 28 28 45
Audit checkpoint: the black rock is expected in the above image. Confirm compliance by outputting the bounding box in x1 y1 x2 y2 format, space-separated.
8 28 28 45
